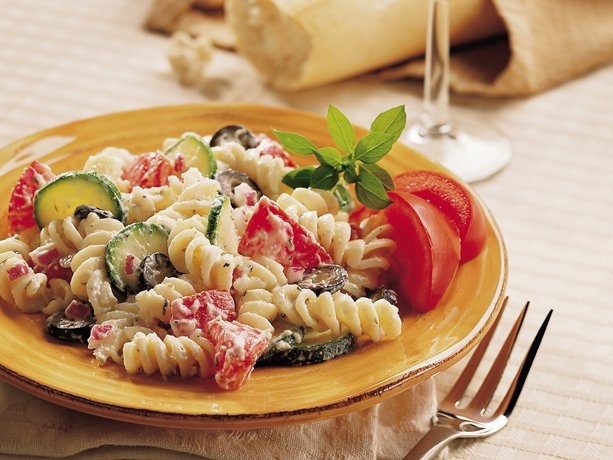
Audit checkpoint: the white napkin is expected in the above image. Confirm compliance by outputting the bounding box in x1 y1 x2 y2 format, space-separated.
0 378 439 459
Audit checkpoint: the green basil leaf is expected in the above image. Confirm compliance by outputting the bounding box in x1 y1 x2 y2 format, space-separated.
370 105 407 142
355 170 392 210
273 130 318 156
310 164 339 190
344 164 359 184
327 105 355 154
315 146 344 168
354 131 394 163
282 166 316 188
360 163 394 191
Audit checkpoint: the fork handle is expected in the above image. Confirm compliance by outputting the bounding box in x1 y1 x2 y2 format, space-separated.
403 423 463 460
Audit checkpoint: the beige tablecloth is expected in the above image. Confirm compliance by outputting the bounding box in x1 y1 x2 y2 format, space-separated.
1 1 613 459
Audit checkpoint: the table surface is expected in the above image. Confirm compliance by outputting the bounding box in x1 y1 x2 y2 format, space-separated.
1 1 612 459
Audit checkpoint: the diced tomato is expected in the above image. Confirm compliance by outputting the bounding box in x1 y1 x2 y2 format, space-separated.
124 254 136 276
208 318 271 390
255 136 297 167
121 152 174 191
173 153 188 174
7 261 31 281
394 170 487 263
238 197 332 270
88 323 114 346
64 300 93 321
29 243 73 282
7 161 55 234
384 191 461 313
170 290 237 338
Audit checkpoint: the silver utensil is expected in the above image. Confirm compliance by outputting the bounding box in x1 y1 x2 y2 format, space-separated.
404 298 553 459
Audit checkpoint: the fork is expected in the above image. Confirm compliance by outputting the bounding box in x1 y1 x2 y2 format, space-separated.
404 298 553 459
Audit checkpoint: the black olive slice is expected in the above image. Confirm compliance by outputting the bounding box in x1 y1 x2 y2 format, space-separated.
138 252 180 291
209 125 258 149
296 264 348 295
47 310 95 343
216 169 262 207
73 204 114 220
368 286 399 305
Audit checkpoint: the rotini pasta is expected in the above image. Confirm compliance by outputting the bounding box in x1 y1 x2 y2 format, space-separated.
236 288 277 332
88 319 153 365
167 225 236 292
272 284 401 342
100 277 197 327
83 146 135 193
70 214 124 317
122 331 215 378
0 251 72 314
213 142 291 198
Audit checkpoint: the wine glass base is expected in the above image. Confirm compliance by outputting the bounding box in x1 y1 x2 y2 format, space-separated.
404 116 512 183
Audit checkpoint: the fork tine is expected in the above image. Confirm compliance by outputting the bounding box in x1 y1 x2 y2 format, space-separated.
443 296 509 406
497 308 553 417
468 301 529 411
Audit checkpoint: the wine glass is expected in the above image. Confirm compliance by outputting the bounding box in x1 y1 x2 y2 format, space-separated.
404 0 512 183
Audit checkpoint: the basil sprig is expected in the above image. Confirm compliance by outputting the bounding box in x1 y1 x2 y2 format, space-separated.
276 105 406 210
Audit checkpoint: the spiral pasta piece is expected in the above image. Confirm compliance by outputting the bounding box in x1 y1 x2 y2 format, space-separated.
37 216 83 255
122 331 215 378
236 288 277 332
233 255 288 296
83 146 135 193
124 184 180 223
88 319 152 365
213 143 291 198
275 187 341 217
70 214 124 317
168 226 236 292
139 276 196 324
0 251 72 314
0 236 31 259
272 284 401 342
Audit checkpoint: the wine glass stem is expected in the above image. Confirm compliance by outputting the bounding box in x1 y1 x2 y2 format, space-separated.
421 0 452 136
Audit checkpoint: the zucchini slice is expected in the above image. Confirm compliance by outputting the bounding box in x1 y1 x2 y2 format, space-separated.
34 171 126 228
207 195 238 253
258 327 354 366
165 134 217 178
105 222 170 294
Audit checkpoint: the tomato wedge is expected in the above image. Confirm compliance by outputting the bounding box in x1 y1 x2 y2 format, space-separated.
238 196 332 270
8 161 55 235
208 318 271 390
384 191 461 313
121 152 174 191
394 170 487 263
170 290 237 337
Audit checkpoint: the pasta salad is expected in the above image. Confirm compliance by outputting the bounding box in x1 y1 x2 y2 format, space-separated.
0 125 402 391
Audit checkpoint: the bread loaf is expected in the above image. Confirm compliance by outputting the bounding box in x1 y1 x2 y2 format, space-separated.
225 0 505 90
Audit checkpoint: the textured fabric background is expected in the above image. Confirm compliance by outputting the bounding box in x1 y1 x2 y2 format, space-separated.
0 1 612 458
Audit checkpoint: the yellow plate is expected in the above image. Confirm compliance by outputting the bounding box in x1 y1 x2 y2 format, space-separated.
0 103 507 429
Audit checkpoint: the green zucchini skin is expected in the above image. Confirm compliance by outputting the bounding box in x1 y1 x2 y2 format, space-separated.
258 328 355 366
105 222 170 294
34 171 126 228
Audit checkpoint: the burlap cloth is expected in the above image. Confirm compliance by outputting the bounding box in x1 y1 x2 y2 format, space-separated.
147 0 613 97
0 377 438 459
388 0 613 97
